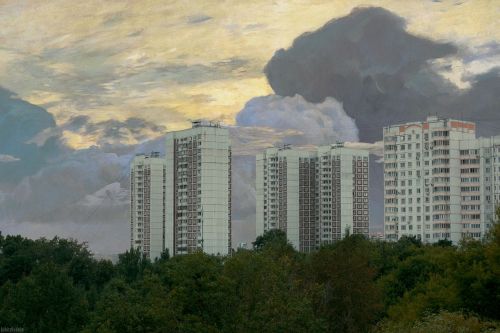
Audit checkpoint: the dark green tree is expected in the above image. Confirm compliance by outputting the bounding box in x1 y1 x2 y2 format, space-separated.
224 243 323 332
307 235 382 333
116 247 152 283
0 262 88 333
252 229 289 251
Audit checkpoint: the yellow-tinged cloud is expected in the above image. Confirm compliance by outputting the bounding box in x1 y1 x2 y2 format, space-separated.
25 90 65 107
0 0 498 148
61 130 97 150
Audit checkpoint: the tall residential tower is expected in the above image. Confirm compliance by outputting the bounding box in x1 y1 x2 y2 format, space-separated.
383 116 500 243
130 152 166 260
256 143 369 252
165 121 232 256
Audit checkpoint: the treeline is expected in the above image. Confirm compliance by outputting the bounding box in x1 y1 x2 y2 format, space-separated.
1 215 499 333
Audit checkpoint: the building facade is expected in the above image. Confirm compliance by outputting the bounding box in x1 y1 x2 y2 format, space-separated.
256 144 369 252
130 152 166 260
383 116 500 243
165 121 231 256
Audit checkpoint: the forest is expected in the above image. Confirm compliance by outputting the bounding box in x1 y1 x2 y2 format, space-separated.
1 210 499 333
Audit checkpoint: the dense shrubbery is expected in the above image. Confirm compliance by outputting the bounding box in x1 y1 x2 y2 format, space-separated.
1 211 499 332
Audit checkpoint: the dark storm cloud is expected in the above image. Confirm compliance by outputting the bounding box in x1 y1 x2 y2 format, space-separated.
0 87 64 184
450 68 500 136
264 6 464 142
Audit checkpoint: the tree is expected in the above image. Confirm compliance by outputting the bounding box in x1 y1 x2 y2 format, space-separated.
377 311 499 333
158 252 229 332
116 247 152 283
0 262 88 333
253 229 290 251
453 207 500 320
223 247 323 332
82 276 178 333
307 235 382 333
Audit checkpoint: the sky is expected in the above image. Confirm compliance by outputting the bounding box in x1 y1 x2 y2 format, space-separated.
0 0 499 255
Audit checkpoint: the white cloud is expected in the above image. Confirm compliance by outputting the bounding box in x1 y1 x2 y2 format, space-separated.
344 141 384 156
0 154 20 162
236 94 359 147
77 182 128 207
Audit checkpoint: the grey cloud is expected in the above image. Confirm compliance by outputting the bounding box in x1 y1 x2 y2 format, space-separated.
461 42 500 64
0 87 64 184
0 136 165 254
77 116 167 144
264 7 460 142
33 115 167 147
231 155 257 247
127 30 143 38
65 115 90 131
449 67 500 136
1 148 129 223
0 88 170 254
187 14 213 24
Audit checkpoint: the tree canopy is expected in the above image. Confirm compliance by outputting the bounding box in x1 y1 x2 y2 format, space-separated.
1 214 499 332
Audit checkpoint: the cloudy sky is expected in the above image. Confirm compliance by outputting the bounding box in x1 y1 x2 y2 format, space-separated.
0 0 499 255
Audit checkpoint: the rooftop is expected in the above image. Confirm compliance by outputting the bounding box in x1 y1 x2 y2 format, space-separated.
192 120 221 128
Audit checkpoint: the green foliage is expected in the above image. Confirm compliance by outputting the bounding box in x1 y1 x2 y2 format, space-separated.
82 276 177 333
116 247 151 283
1 218 500 332
0 262 88 332
252 229 290 251
223 245 324 332
377 311 500 333
307 235 382 332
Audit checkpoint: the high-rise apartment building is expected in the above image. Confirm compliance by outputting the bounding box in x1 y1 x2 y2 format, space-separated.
256 147 317 252
130 152 166 260
256 143 369 252
383 116 500 243
165 121 231 256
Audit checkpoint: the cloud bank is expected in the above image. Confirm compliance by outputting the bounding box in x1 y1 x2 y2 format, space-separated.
264 7 500 142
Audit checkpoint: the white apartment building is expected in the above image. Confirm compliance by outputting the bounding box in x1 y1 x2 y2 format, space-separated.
165 121 231 256
383 116 500 244
256 143 369 252
130 152 166 260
